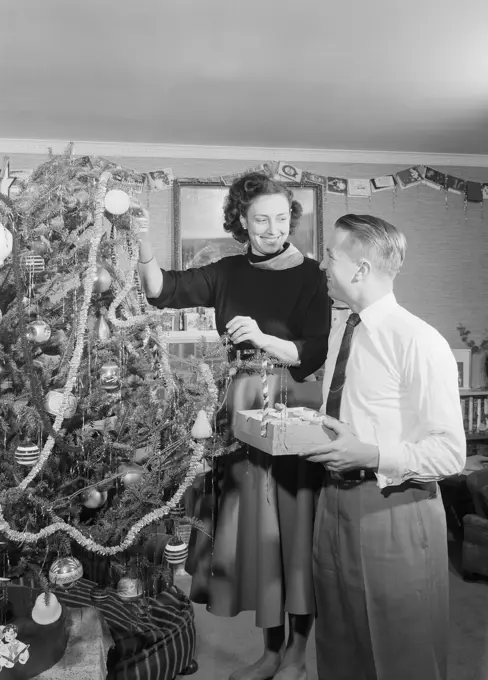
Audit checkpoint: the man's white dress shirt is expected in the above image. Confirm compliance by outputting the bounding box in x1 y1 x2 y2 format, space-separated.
321 292 466 488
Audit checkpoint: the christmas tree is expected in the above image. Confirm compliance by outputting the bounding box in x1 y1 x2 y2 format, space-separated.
0 146 232 588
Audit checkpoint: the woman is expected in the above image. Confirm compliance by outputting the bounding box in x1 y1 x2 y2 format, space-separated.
138 172 330 680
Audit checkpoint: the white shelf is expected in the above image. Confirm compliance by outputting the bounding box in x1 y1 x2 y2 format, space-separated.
163 330 220 344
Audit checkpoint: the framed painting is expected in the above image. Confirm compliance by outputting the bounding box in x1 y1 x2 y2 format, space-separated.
172 180 324 270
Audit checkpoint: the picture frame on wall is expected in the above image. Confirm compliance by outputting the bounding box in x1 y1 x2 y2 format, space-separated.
172 180 324 270
452 348 471 389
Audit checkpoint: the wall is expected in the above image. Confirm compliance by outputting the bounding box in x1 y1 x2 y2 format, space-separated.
5 153 488 352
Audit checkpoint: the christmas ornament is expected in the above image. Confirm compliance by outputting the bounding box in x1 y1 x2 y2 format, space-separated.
48 557 83 588
62 194 78 211
99 361 121 391
31 592 62 624
14 443 41 467
81 488 108 509
116 577 143 601
191 410 212 439
94 314 111 342
21 253 45 274
30 238 49 256
92 266 112 293
104 189 131 215
164 539 189 566
44 389 78 419
118 462 144 488
0 223 13 265
26 318 52 344
91 585 111 603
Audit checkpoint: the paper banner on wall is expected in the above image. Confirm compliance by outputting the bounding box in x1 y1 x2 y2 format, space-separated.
327 177 348 195
109 168 145 193
277 161 303 183
302 171 327 185
446 176 466 195
371 175 396 192
395 167 423 189
347 179 371 198
144 169 174 190
466 181 483 203
423 167 446 190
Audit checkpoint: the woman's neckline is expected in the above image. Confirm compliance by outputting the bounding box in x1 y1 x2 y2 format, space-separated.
247 241 290 263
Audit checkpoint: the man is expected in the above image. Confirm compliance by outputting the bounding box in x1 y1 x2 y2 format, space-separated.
299 215 466 680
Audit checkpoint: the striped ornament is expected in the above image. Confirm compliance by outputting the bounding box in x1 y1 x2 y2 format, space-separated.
164 541 189 566
21 253 45 274
91 585 111 603
49 557 83 588
15 443 41 467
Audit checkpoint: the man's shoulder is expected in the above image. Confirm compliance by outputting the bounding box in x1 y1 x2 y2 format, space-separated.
387 305 449 352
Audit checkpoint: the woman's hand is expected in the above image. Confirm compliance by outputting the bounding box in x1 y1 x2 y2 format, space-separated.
131 204 150 239
105 201 150 238
226 316 267 349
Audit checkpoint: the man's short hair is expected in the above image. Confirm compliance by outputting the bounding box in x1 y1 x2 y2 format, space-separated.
334 214 407 278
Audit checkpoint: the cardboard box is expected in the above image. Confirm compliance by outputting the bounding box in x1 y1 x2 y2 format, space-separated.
234 407 335 456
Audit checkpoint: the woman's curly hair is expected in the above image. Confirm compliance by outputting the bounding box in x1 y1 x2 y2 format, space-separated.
223 172 303 243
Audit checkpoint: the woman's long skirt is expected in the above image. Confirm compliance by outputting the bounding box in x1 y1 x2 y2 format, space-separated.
186 371 323 628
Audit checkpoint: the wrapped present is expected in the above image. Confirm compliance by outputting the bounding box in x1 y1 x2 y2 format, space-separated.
234 407 335 456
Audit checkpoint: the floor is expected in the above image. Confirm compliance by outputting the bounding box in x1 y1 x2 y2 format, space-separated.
175 539 488 680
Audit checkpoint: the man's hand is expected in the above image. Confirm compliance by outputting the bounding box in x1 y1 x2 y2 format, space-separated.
298 416 379 472
226 316 267 349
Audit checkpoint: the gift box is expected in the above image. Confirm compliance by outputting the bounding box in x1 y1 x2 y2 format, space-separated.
234 407 335 456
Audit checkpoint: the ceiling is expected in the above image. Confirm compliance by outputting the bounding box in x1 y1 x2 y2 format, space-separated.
1 0 488 156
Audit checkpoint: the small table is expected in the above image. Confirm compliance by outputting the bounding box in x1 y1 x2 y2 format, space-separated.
32 606 113 680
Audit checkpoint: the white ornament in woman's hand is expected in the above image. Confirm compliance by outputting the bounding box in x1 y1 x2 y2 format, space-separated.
226 315 266 348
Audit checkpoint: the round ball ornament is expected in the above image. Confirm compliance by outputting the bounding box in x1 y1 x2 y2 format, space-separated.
116 577 143 602
15 443 41 467
30 238 49 256
21 253 45 274
100 362 121 391
81 488 108 509
26 318 51 344
0 223 13 266
118 462 144 488
49 557 83 588
104 189 130 216
164 539 189 566
44 389 78 419
92 266 112 294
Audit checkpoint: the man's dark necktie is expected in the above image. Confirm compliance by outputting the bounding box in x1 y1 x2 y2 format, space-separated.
326 312 361 419
325 312 361 479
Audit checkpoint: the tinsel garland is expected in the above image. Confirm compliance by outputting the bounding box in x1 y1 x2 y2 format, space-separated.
17 171 112 490
0 439 206 555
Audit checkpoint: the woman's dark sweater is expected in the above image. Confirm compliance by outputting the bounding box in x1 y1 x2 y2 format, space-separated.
148 254 330 382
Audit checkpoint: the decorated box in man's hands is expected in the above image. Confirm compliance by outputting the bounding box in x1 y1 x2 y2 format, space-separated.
234 407 336 456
